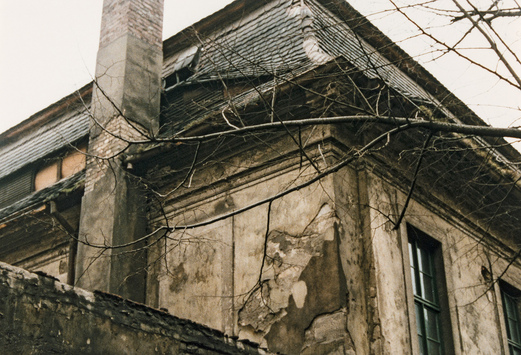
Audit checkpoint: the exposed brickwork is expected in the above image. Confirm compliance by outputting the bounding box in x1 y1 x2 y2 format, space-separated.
77 0 163 298
88 0 163 192
84 116 147 194
99 0 164 50
86 0 164 193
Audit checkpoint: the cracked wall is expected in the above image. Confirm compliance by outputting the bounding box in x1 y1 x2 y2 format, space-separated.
239 203 348 354
146 130 521 354
151 150 360 354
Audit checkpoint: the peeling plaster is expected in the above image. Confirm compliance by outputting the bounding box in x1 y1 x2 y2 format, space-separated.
292 281 308 308
238 203 347 354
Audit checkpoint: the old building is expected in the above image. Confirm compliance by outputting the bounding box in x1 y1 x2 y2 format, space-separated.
1 0 520 353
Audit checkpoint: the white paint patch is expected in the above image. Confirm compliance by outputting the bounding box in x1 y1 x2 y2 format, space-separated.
287 3 313 18
303 37 334 64
316 204 336 240
291 281 308 308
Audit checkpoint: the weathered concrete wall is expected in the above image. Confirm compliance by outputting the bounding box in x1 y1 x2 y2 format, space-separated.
0 261 266 354
364 169 521 354
146 130 356 354
155 167 349 353
147 134 521 355
16 246 69 284
333 165 373 355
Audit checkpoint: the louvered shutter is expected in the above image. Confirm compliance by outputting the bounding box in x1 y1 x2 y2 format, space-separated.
0 169 34 209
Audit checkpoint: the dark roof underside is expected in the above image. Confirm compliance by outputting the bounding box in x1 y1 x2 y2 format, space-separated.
0 171 84 222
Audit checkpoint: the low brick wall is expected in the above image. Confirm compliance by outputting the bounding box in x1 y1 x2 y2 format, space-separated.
0 262 264 354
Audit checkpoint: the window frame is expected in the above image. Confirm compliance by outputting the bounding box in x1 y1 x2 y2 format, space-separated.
403 224 454 355
0 168 35 209
500 281 521 355
34 142 87 192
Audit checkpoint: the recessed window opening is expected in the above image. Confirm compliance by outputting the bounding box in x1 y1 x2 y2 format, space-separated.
34 144 86 192
408 224 453 355
501 282 521 355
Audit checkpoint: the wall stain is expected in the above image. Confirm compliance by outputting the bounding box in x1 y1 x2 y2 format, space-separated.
169 263 188 293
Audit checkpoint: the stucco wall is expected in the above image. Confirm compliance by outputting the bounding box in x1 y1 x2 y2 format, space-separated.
147 148 521 354
365 170 521 354
142 121 521 354
153 161 349 353
145 130 354 353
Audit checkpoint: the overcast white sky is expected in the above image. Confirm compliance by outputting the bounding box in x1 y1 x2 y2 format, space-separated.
0 0 234 134
1 0 520 135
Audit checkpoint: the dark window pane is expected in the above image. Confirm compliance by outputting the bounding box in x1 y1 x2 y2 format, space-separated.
425 307 441 341
506 295 516 318
421 273 436 304
416 303 424 336
427 340 442 355
502 285 521 355
418 336 426 355
510 319 521 344
409 226 445 355
420 248 432 275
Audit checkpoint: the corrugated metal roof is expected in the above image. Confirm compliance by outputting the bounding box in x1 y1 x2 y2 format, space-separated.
0 111 90 181
0 171 84 222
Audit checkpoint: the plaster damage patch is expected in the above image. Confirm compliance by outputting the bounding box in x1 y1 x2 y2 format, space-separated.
292 281 308 308
238 203 342 340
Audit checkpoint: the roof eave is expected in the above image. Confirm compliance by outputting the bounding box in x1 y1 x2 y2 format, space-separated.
0 82 93 147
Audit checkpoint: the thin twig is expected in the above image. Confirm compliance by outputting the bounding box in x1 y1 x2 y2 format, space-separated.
393 132 433 229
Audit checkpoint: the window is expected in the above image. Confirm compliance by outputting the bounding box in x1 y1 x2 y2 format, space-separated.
408 225 451 355
501 283 521 355
0 144 86 209
0 168 34 209
34 145 86 191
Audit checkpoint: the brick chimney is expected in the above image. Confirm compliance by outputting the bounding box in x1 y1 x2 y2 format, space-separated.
76 0 164 302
